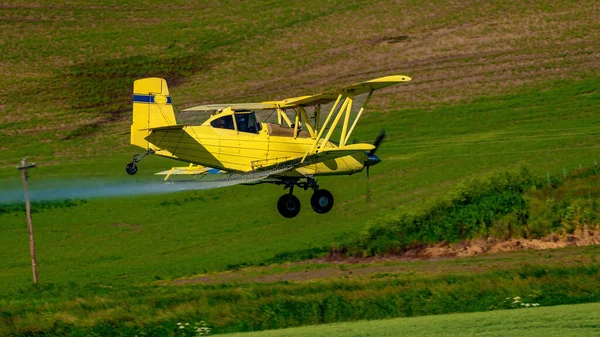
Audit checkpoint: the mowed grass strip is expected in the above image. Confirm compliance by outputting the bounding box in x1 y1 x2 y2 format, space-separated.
221 302 600 337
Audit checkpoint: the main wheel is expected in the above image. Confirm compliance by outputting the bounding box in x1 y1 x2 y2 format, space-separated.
277 194 301 218
126 162 138 175
311 189 334 214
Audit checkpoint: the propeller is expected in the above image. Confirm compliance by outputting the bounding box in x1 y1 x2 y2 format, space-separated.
369 129 386 157
364 129 386 202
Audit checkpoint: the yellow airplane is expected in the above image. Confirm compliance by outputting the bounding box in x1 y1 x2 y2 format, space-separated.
127 75 411 217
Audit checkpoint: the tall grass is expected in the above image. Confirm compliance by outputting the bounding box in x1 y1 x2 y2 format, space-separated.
1 263 599 336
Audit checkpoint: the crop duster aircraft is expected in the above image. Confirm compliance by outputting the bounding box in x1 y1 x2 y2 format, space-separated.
127 75 411 217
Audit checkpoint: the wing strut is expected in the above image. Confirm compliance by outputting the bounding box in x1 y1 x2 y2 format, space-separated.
301 88 373 161
344 89 374 146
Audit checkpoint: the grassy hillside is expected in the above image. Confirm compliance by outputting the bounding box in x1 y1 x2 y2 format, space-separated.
1 0 598 163
0 0 599 335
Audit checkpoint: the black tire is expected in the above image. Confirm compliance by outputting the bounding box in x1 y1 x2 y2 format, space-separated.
126 162 138 175
311 189 334 214
277 194 301 218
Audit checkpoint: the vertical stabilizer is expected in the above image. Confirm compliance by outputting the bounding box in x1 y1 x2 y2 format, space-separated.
131 78 177 149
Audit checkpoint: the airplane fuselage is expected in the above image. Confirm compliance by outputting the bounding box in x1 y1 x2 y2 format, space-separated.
144 122 368 177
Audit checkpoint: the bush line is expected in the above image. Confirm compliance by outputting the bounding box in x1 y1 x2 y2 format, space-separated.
1 264 599 336
335 166 599 257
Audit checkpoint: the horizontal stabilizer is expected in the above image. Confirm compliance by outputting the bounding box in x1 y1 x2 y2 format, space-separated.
160 164 294 186
156 164 224 181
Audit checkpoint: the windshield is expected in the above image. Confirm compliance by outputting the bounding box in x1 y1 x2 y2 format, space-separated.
210 115 235 130
235 112 261 134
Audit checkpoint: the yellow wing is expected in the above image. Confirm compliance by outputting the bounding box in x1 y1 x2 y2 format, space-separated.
251 143 374 171
182 103 278 112
183 75 411 111
273 75 412 107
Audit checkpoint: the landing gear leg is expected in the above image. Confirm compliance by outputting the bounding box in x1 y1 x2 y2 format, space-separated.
126 149 154 175
277 184 301 218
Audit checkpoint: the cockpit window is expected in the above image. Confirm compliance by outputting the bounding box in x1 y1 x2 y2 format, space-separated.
235 112 261 134
210 115 234 130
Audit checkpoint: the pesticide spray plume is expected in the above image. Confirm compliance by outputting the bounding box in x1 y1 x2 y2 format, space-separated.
1 177 251 204
1 165 291 204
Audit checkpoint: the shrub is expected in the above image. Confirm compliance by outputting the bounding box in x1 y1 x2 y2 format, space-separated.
338 166 599 257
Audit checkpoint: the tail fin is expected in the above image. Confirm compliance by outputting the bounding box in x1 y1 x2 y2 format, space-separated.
131 78 177 149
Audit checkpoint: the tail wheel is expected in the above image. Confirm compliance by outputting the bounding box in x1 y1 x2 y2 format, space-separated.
125 162 138 175
311 189 334 214
277 194 301 218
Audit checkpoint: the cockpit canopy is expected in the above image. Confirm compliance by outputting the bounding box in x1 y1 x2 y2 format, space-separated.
208 110 262 134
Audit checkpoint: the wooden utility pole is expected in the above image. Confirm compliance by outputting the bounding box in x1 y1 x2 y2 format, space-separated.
17 158 38 284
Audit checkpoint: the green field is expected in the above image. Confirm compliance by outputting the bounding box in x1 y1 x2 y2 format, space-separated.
1 0 599 335
223 302 600 337
2 248 600 335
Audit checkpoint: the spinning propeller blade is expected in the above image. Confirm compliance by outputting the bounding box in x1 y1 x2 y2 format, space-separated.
364 129 386 203
368 129 386 156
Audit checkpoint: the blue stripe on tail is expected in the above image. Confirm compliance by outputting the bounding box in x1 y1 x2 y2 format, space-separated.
133 94 172 104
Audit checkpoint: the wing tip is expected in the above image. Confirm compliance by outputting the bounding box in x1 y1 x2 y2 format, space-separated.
368 75 412 83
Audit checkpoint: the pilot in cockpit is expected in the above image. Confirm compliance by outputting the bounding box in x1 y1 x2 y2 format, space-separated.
235 112 260 134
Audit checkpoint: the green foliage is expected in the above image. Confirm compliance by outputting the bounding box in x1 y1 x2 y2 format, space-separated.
341 168 535 255
1 263 599 336
340 166 599 257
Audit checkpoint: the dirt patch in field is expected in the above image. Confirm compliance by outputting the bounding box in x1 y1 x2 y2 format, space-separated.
326 228 600 262
169 230 600 286
406 229 600 259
